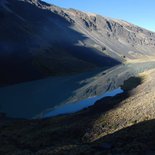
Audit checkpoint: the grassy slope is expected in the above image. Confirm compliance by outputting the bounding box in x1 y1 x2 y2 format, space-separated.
1 71 155 154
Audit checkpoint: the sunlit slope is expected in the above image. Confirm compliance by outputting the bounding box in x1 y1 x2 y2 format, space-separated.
1 0 155 86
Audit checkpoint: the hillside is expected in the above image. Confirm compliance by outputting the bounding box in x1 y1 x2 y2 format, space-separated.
1 71 155 154
1 0 155 85
1 0 155 154
0 0 119 86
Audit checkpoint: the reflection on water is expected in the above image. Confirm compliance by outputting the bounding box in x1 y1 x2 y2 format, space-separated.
42 87 124 118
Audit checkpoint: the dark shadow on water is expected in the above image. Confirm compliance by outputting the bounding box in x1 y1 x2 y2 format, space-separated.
42 88 123 118
0 77 146 154
39 76 143 147
0 68 108 118
78 76 143 116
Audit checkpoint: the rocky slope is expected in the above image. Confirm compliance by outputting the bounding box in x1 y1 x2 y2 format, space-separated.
0 0 119 86
1 0 155 86
36 0 155 60
1 73 155 154
1 0 155 154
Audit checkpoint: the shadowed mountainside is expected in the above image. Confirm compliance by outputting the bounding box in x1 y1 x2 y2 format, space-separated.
1 1 155 154
0 0 120 86
1 0 155 86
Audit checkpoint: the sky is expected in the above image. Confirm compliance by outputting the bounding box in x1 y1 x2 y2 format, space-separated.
43 0 155 32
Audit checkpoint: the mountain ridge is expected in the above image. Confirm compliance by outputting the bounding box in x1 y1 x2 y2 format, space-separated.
0 0 120 86
1 0 155 86
1 1 155 154
25 0 155 61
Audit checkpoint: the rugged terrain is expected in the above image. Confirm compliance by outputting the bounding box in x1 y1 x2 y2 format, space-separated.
1 71 155 154
1 60 155 118
0 0 118 85
1 0 155 154
1 0 155 85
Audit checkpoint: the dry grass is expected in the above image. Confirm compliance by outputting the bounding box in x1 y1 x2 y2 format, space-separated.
1 68 155 154
89 69 155 142
125 57 155 64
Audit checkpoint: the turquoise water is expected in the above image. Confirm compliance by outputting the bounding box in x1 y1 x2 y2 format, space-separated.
42 87 123 118
0 69 102 118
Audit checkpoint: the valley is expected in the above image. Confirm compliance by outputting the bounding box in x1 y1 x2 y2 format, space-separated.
1 0 155 154
1 68 155 154
1 58 155 119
